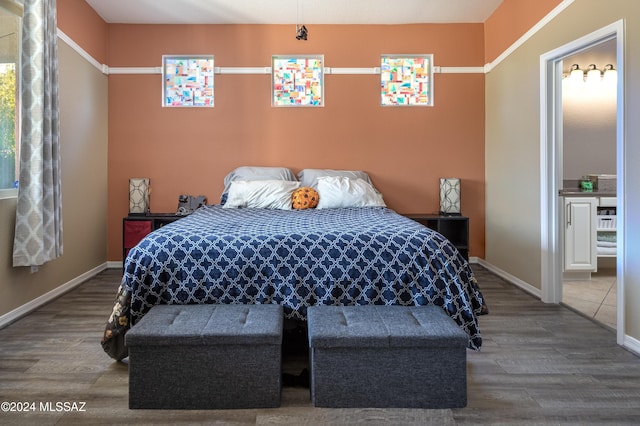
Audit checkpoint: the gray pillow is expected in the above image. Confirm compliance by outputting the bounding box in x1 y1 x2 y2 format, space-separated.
221 166 297 204
297 168 374 189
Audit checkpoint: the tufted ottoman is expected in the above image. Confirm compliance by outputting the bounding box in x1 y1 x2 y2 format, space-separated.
307 305 468 408
126 304 283 409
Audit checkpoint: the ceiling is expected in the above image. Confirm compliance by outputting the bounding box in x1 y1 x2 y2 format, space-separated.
84 0 504 25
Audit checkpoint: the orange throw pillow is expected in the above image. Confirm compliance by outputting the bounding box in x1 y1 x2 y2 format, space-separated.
292 187 319 210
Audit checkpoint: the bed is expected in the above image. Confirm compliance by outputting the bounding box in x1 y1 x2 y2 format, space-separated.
101 167 487 361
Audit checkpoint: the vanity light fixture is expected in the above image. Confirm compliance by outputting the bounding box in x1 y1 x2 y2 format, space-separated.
567 63 617 84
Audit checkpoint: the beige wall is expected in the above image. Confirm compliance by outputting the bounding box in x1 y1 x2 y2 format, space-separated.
0 40 109 318
485 0 640 342
562 71 617 179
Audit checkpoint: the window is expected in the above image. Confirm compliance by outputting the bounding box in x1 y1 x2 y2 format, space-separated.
0 0 21 197
272 55 324 107
380 54 434 107
162 55 215 107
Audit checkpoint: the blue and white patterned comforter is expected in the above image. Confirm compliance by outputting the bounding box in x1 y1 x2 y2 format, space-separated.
102 206 487 360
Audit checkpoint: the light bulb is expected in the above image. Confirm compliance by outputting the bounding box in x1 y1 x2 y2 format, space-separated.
603 64 617 85
586 64 602 84
570 64 584 82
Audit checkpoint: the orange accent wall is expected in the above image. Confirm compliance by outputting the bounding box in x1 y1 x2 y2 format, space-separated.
57 0 108 64
484 0 563 64
106 24 486 261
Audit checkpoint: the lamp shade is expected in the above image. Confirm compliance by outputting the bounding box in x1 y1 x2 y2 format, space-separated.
129 178 150 214
439 178 461 215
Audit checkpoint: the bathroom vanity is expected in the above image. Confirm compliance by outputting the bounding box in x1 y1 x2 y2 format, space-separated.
559 186 616 280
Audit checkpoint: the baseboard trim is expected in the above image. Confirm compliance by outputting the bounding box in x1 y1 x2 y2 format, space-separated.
107 261 123 269
0 262 108 329
623 334 640 357
474 258 542 298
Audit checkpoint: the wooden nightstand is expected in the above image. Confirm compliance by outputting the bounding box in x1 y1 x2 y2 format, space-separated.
404 214 469 260
122 213 187 260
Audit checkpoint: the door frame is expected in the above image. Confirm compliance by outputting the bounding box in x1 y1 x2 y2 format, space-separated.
539 20 625 344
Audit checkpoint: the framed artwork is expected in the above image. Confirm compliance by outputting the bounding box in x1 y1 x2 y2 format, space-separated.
380 54 433 106
163 55 215 107
272 55 324 107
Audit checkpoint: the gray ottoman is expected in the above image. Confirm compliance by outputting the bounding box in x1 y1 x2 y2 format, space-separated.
307 305 468 408
126 304 283 409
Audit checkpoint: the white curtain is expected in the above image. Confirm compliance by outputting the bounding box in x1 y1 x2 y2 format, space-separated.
13 0 62 268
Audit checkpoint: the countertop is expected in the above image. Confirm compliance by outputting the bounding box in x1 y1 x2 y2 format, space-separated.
559 179 616 197
559 189 616 197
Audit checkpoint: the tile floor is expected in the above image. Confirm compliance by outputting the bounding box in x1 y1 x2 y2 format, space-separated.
562 267 617 329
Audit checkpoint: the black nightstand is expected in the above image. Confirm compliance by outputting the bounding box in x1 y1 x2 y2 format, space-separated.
123 213 186 260
404 214 469 260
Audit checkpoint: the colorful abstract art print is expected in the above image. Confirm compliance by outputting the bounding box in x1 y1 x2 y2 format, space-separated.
380 55 433 107
272 56 324 107
163 56 215 107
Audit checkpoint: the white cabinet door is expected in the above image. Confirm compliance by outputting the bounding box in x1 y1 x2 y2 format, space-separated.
564 197 597 272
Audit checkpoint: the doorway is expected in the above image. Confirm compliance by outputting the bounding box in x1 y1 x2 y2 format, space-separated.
560 39 617 328
540 20 625 345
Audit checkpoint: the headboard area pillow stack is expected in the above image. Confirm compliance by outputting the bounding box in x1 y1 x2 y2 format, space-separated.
220 166 385 209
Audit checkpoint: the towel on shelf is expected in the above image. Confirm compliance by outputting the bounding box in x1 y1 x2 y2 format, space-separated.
597 231 616 243
597 241 616 248
597 246 617 256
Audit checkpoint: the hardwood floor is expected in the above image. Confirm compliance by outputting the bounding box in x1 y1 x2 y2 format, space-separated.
1 265 639 425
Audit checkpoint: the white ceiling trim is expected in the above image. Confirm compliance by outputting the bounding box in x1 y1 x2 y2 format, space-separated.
484 0 575 72
104 66 486 76
57 29 108 74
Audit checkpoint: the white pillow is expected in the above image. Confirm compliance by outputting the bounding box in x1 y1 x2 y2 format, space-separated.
223 180 300 210
316 176 386 209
